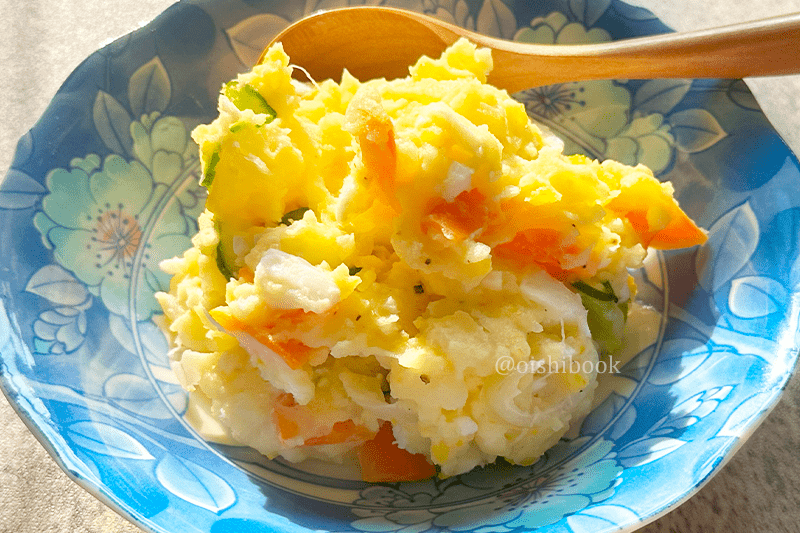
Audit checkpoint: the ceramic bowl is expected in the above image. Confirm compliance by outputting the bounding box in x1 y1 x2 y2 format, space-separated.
2 1 799 532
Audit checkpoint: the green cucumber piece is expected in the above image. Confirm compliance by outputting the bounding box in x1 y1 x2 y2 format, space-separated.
200 147 220 188
573 279 629 354
280 207 310 226
223 81 277 121
214 221 237 280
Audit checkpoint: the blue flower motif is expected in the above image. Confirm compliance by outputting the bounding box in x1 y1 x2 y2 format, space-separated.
512 12 680 174
33 114 198 320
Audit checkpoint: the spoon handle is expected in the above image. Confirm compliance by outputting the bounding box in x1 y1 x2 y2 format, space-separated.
482 12 800 92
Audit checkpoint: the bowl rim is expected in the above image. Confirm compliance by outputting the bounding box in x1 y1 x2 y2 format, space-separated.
2 0 800 532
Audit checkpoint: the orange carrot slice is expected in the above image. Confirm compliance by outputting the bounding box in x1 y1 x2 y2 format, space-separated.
304 420 375 446
267 338 315 370
274 412 300 440
274 393 300 440
213 313 314 369
493 228 582 281
606 177 707 249
237 265 255 283
422 188 488 241
358 422 436 483
345 90 399 212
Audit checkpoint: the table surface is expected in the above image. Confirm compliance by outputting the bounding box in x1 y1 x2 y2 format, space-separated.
2 1 800 532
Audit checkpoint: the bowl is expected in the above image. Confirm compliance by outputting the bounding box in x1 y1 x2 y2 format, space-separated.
2 0 800 532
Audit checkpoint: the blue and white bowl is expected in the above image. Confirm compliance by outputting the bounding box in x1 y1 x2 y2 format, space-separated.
2 1 799 532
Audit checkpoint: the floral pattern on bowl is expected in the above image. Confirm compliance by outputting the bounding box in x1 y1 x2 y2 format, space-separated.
1 1 799 533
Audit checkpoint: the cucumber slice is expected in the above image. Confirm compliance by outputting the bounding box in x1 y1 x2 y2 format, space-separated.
279 207 310 226
223 81 277 121
200 146 220 188
573 280 628 354
214 221 237 280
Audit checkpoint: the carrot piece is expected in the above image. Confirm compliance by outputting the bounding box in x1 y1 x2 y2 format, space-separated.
606 177 707 249
345 89 399 212
274 393 300 440
280 308 312 325
212 313 314 369
304 420 375 446
646 208 708 249
493 228 581 280
211 312 244 334
267 338 315 369
358 422 436 483
237 265 255 283
275 411 300 440
422 188 488 241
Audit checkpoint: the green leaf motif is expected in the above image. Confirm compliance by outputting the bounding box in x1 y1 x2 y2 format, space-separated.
25 265 90 307
0 170 46 209
567 505 641 533
633 79 692 116
568 0 612 27
580 392 626 436
727 80 761 111
128 56 171 118
697 202 759 293
226 13 291 67
718 392 772 437
669 108 727 153
155 455 236 512
728 275 787 318
93 91 134 156
612 1 658 21
104 373 174 420
617 436 685 467
477 0 517 40
67 420 154 460
143 267 166 295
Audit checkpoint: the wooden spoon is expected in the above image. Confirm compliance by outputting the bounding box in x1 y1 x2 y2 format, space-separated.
262 6 800 92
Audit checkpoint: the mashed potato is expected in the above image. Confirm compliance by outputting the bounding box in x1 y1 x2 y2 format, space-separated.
156 39 706 480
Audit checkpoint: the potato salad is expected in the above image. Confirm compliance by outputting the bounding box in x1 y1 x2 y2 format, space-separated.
156 39 706 481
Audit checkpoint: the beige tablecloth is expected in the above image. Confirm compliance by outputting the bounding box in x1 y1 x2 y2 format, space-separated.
1 1 800 532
